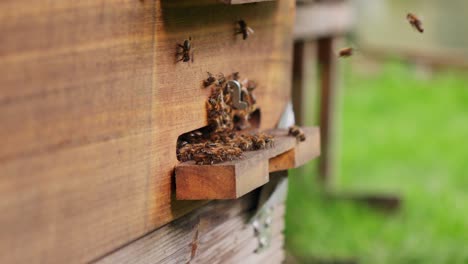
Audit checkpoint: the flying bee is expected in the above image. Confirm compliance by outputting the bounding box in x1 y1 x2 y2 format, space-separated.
204 72 216 87
236 20 254 40
407 13 424 33
176 37 194 63
338 47 354 58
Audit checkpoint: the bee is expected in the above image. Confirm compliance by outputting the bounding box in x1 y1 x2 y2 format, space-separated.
232 72 240 81
288 125 306 142
204 72 216 87
246 80 257 92
264 136 274 148
193 153 211 165
236 20 254 40
177 141 188 148
338 47 354 58
208 98 217 106
407 13 424 33
217 73 226 85
176 37 194 63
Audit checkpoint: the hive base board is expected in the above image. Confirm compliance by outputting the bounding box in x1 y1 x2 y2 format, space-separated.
175 127 320 200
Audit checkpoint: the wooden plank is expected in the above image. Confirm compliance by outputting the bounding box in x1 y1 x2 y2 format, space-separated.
0 0 296 263
175 129 295 200
294 1 355 40
269 127 320 172
95 184 286 264
175 127 319 200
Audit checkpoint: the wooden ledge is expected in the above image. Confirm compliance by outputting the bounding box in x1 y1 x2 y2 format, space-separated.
175 127 320 200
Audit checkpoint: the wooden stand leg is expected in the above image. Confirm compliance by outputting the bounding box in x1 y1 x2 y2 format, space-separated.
317 37 336 186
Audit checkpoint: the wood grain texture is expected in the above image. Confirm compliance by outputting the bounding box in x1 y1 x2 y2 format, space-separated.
175 127 318 200
95 182 286 264
0 0 295 263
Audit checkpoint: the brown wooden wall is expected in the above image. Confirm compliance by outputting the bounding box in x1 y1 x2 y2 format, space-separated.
0 0 295 263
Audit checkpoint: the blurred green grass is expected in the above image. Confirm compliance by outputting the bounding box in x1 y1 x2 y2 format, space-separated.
285 61 468 264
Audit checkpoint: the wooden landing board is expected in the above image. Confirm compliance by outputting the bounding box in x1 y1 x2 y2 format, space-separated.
269 127 320 172
0 0 295 263
95 180 286 264
175 127 319 200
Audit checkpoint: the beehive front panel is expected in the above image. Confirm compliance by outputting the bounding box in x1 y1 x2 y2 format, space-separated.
0 0 295 263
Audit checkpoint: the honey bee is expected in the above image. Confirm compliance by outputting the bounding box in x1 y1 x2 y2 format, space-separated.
246 80 257 92
338 47 354 58
407 13 424 33
204 72 216 87
236 20 255 40
288 125 306 142
232 72 240 81
176 37 194 63
217 73 226 85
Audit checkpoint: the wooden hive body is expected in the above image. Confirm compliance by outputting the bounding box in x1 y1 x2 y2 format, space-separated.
0 0 322 263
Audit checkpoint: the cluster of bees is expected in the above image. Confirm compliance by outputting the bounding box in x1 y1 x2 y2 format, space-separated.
338 12 424 58
176 72 274 165
205 72 257 131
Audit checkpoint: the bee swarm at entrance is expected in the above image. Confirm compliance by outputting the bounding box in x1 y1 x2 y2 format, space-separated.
177 72 275 165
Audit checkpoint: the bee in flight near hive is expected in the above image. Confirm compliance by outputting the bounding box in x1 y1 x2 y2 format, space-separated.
407 13 424 33
176 37 194 63
288 125 306 142
236 20 254 40
338 47 354 58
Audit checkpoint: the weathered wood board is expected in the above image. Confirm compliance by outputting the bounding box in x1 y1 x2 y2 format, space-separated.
94 181 286 264
0 0 295 263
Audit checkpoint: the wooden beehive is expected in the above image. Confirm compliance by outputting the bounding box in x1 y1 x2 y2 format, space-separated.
0 0 319 263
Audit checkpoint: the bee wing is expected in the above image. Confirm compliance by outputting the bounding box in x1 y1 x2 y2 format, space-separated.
247 27 255 34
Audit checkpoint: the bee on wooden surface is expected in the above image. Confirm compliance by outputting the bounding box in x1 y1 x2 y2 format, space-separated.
193 153 211 165
225 147 243 160
217 73 226 85
204 72 216 87
176 37 194 63
288 125 306 142
236 20 254 40
232 72 240 81
338 47 354 58
407 13 424 33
